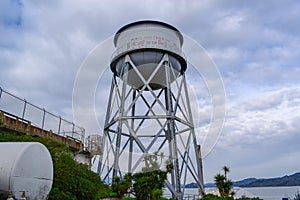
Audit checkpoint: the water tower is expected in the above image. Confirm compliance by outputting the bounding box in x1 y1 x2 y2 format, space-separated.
98 20 204 199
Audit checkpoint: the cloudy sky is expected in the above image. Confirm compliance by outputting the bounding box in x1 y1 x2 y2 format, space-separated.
1 0 300 183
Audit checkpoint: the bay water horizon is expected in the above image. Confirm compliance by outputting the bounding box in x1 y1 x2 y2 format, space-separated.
163 186 300 200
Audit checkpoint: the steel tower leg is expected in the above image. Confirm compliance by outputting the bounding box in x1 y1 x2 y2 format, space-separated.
164 57 182 199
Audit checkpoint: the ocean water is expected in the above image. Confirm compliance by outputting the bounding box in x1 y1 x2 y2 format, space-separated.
163 186 300 200
243 186 300 200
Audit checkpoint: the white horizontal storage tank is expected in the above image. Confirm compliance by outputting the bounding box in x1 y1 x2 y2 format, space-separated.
0 142 53 200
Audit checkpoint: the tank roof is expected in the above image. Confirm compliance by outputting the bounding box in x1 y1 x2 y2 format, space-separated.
114 20 184 46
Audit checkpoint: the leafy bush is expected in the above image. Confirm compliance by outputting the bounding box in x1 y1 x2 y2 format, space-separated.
123 197 136 200
111 173 133 197
48 152 109 199
202 194 233 200
132 170 168 200
110 152 173 200
202 194 260 200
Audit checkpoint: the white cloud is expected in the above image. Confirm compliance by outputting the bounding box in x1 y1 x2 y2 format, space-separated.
215 12 244 32
222 86 300 143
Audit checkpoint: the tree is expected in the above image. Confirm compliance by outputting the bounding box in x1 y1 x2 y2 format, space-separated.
214 174 226 197
111 173 132 198
214 166 233 198
117 151 173 200
134 152 172 200
223 166 230 178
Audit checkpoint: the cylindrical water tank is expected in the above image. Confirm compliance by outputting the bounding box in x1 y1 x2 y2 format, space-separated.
0 142 53 199
110 20 187 90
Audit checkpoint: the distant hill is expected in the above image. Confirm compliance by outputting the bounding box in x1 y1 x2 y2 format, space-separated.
185 182 199 188
201 178 258 188
240 172 300 187
186 172 300 188
234 178 257 187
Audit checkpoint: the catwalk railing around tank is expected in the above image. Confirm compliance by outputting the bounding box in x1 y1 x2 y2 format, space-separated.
0 87 85 149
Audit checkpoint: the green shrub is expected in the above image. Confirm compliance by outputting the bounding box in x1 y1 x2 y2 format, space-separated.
123 197 136 200
109 192 119 197
202 194 260 200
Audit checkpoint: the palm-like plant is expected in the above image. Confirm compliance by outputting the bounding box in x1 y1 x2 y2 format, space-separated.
214 173 226 196
214 166 233 197
223 166 230 178
223 179 233 197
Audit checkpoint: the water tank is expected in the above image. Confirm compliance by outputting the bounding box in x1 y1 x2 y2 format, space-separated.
110 20 187 90
0 142 53 199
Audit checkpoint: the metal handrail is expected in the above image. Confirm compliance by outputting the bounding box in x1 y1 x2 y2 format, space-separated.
0 87 85 143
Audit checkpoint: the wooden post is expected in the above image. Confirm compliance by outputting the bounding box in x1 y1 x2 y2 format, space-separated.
198 144 204 196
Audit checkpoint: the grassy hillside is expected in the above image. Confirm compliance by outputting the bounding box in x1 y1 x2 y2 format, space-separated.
0 127 110 199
